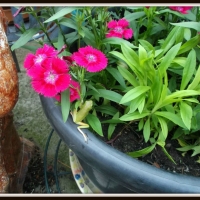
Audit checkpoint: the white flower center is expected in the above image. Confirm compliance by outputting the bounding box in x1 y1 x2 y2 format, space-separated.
45 71 58 84
86 54 97 62
35 54 46 64
114 26 123 33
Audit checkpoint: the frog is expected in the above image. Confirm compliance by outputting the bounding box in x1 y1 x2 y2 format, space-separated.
71 100 93 143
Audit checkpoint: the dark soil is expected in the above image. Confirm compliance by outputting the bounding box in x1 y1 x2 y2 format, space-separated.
100 122 200 177
23 144 55 193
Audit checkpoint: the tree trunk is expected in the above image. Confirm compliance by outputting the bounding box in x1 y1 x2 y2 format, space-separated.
0 7 35 193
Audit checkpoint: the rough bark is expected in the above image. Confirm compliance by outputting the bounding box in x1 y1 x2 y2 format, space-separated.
0 7 35 193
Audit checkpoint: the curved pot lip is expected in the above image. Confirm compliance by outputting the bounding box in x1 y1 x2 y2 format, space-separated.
40 95 200 193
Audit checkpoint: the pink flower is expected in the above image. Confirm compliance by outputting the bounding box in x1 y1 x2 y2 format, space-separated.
72 46 108 72
62 55 75 66
54 79 80 102
24 44 58 77
69 80 81 102
30 57 71 97
106 18 133 39
169 6 193 14
13 7 25 17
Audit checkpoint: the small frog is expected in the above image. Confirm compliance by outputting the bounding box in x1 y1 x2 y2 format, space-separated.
71 100 93 143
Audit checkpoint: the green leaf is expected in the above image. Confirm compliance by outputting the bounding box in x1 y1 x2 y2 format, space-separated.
61 89 70 122
180 49 196 90
192 146 200 157
120 111 150 121
157 116 168 140
180 101 193 130
95 105 118 116
154 111 186 129
118 66 139 87
106 67 126 89
124 11 146 22
129 94 145 113
96 89 122 104
158 43 182 76
86 114 103 137
127 143 156 158
143 118 150 142
139 44 148 66
138 96 146 114
59 18 79 30
157 141 176 164
103 37 136 49
159 26 178 56
120 86 150 104
11 28 40 51
177 35 200 55
44 7 77 23
177 145 195 152
171 22 200 32
184 28 191 41
19 44 41 52
107 112 119 140
188 65 200 90
139 39 155 53
154 90 200 111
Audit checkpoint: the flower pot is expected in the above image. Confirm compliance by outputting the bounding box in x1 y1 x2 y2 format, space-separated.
40 95 200 193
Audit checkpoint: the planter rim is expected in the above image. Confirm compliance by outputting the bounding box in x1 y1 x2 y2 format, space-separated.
40 95 200 193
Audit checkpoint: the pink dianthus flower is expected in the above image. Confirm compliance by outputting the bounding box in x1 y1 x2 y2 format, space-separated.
106 18 133 39
169 6 193 14
30 57 71 97
24 44 58 77
54 79 80 102
72 46 108 72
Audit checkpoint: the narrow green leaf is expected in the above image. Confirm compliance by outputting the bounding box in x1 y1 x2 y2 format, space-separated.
154 111 186 129
118 66 139 87
95 105 118 116
177 145 195 152
107 112 119 140
106 67 126 89
61 89 70 122
44 7 77 23
159 26 178 55
192 146 200 157
184 28 191 41
86 114 103 137
171 22 200 32
129 94 145 113
180 101 193 130
143 118 150 142
188 65 200 90
139 39 155 53
157 141 176 164
120 111 150 121
96 89 122 104
103 37 136 49
157 116 168 140
139 44 148 66
124 11 146 22
11 28 40 51
158 43 182 76
120 43 142 76
59 18 79 30
180 49 196 90
120 86 150 104
138 96 146 114
127 143 156 158
177 35 200 55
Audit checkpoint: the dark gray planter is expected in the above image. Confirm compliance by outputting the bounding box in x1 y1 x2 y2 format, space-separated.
40 95 200 193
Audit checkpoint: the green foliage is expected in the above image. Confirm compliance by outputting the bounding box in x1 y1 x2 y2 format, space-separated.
11 5 200 163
